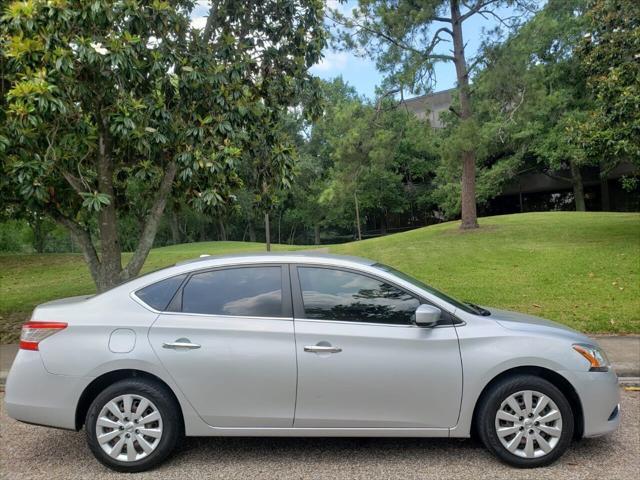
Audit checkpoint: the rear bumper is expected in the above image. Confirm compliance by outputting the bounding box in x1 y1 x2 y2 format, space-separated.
4 350 92 430
561 369 621 437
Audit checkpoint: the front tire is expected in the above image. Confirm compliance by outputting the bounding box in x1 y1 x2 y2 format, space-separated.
85 378 180 472
477 375 574 468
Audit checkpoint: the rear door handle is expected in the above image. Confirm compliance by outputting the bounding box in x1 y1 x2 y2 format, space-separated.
304 345 342 354
162 339 201 350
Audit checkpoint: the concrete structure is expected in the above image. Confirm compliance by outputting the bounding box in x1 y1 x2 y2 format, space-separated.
401 89 455 129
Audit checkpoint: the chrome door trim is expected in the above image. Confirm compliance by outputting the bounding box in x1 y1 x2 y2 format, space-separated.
304 345 342 353
162 341 201 350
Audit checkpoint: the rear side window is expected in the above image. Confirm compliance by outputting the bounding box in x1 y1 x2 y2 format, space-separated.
136 274 186 311
297 267 420 325
181 267 283 317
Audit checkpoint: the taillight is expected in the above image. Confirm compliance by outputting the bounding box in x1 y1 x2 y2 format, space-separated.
19 321 67 351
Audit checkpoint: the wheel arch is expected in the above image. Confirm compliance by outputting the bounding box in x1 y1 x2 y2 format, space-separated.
75 369 184 432
470 366 584 439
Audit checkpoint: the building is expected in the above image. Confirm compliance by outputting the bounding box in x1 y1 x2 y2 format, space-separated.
401 89 639 212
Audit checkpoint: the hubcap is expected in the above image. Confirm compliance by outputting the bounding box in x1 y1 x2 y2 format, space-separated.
96 394 163 462
495 390 563 459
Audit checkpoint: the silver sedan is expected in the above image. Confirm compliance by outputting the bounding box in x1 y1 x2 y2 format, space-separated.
5 253 620 472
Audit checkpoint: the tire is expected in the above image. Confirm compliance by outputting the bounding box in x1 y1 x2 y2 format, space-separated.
477 375 574 468
85 378 181 473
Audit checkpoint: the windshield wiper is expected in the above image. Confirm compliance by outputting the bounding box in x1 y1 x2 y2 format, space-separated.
465 302 491 316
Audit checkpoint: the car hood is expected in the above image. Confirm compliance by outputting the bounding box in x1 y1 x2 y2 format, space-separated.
488 307 593 344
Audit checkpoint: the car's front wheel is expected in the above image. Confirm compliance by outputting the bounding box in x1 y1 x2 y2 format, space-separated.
477 375 574 468
85 378 181 472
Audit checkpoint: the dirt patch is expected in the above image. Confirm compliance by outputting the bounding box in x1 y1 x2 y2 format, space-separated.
0 311 29 344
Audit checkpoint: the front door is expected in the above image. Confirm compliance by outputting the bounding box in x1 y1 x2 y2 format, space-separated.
291 265 463 428
149 264 296 428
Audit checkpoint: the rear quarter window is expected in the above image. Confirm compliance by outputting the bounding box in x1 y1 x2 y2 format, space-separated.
135 274 187 311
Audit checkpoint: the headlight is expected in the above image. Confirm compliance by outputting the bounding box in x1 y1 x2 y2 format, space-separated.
573 344 610 372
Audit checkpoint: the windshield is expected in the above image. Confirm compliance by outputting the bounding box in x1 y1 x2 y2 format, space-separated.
373 263 490 316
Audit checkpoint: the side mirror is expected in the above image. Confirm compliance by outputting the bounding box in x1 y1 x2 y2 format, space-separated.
415 304 441 327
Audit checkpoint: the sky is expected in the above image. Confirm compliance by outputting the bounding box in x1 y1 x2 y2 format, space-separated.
191 1 533 100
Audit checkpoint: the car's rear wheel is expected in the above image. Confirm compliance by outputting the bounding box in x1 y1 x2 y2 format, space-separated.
85 378 180 472
477 375 574 468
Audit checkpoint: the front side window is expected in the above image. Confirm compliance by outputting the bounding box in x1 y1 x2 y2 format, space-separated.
297 267 420 325
181 266 283 317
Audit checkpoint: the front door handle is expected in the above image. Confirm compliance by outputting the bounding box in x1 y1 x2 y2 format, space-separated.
304 345 342 354
162 338 201 350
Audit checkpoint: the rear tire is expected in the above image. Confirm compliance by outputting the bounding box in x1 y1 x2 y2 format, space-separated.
85 378 180 472
477 375 574 468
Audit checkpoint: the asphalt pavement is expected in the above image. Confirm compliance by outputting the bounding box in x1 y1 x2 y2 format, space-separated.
1 389 638 480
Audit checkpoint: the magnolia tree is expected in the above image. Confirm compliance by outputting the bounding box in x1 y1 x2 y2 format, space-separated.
1 0 324 290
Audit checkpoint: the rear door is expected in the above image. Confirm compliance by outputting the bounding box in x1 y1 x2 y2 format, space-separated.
291 265 463 428
148 264 297 428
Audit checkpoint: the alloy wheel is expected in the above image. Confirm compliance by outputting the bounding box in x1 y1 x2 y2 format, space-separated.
494 390 563 459
95 394 164 462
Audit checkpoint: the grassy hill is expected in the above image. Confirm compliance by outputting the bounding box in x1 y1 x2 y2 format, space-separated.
1 212 638 342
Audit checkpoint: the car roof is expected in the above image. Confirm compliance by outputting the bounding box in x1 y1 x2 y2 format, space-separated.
175 251 375 267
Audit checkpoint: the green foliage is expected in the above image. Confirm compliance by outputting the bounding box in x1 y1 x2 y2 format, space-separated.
431 0 595 215
574 0 640 168
1 0 325 287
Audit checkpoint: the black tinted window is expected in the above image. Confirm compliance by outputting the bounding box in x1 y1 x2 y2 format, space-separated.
182 267 283 317
298 267 419 325
136 274 186 311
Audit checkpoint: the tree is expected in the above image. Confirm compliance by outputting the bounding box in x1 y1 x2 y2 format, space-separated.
456 0 593 211
329 0 535 229
1 0 324 290
574 0 640 202
315 86 438 239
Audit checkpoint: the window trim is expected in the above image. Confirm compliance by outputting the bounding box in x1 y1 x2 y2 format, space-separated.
171 263 292 319
290 264 450 327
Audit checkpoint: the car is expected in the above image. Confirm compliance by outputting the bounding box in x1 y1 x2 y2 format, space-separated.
5 253 620 472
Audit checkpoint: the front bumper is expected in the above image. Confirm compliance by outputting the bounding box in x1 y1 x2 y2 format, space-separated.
5 350 92 430
561 368 621 437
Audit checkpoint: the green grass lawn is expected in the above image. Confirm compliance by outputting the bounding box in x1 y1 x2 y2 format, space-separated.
1 212 638 342
0 241 308 342
332 212 640 335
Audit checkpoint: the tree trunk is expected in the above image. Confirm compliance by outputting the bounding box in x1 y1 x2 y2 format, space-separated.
121 160 178 280
264 213 271 252
569 161 586 211
199 221 206 241
451 0 479 229
32 217 45 253
354 192 362 241
218 217 227 241
169 205 180 245
278 213 282 244
314 223 321 245
96 126 122 291
380 214 387 235
600 161 611 211
248 221 256 242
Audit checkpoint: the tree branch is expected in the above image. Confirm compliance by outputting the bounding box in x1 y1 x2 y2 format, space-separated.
460 0 500 22
122 159 178 280
51 211 101 285
61 171 89 195
327 12 455 62
202 3 219 42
